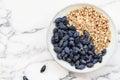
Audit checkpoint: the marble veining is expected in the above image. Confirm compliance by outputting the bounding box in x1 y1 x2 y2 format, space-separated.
0 0 120 80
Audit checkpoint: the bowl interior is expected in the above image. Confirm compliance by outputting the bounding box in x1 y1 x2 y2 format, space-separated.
47 4 117 73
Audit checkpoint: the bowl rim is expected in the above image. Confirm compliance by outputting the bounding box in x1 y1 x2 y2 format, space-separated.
47 3 118 73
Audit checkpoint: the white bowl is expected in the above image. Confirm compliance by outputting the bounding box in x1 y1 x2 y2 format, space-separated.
47 4 117 73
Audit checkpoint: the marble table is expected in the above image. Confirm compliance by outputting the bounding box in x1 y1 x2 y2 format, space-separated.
0 0 120 80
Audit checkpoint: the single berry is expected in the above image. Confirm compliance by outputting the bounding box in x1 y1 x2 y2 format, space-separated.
74 37 80 44
57 53 62 59
74 55 80 60
81 50 86 55
62 16 68 25
54 47 62 53
58 23 68 30
69 37 74 41
23 76 29 80
62 40 68 48
87 63 94 68
101 49 107 56
68 31 73 37
69 26 76 31
77 43 83 49
66 58 71 63
64 47 70 54
93 59 98 64
76 64 85 70
83 30 89 37
73 32 79 37
55 18 62 24
88 51 94 56
98 56 102 63
40 65 46 73
69 41 75 47
80 59 87 64
63 35 69 41
59 40 63 47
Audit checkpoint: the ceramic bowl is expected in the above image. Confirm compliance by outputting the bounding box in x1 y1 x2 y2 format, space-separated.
47 4 117 73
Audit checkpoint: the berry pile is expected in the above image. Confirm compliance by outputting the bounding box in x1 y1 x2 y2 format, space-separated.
51 16 107 70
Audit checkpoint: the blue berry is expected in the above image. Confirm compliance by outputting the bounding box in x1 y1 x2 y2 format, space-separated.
54 47 62 53
64 47 70 54
83 45 88 49
87 63 94 68
55 18 62 24
88 51 94 56
73 32 79 37
58 30 64 39
58 23 68 30
69 26 76 31
101 49 107 56
70 49 74 53
57 53 62 59
86 59 91 63
98 56 102 63
82 39 90 45
73 47 80 53
72 58 77 62
70 53 74 59
86 36 91 42
91 46 95 52
86 55 92 63
59 40 63 47
63 54 68 60
58 29 66 34
54 37 59 42
40 65 46 73
75 60 80 66
94 54 100 59
80 59 86 64
93 59 98 64
70 62 74 66
79 36 84 42
76 64 85 70
83 30 89 37
83 45 88 53
69 41 75 47
54 44 59 47
62 41 68 47
74 55 80 60
61 16 68 25
88 43 94 50
23 76 28 80
51 36 55 44
68 31 73 37
53 28 58 34
81 50 86 55
84 55 89 60
69 37 74 41
66 58 71 63
61 50 65 56
81 55 86 60
63 35 69 41
62 16 67 20
74 37 80 44
54 33 59 42
77 43 83 49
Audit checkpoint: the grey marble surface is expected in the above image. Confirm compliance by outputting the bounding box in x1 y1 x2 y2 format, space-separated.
0 0 120 80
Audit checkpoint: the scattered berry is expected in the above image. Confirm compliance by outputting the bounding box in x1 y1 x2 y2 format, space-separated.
23 76 28 80
40 65 46 73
